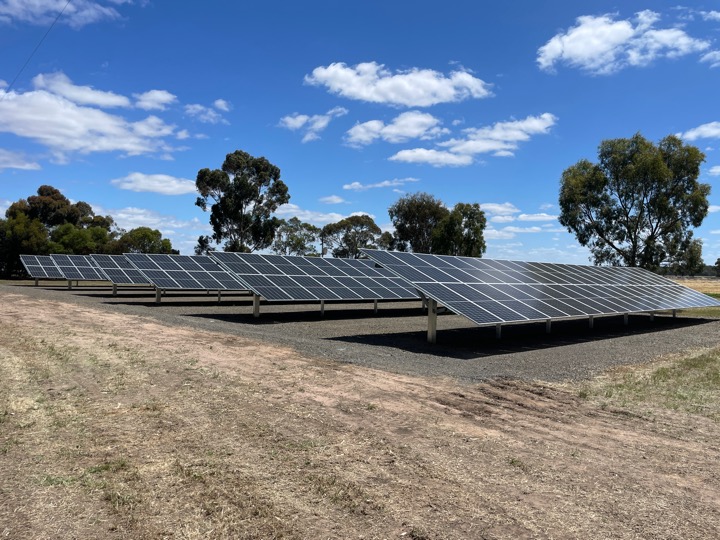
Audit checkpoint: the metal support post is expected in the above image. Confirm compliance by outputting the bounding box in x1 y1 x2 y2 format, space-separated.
623 313 629 326
253 294 260 318
427 298 437 344
320 300 325 316
67 280 72 290
496 323 502 339
546 319 552 334
649 312 655 322
34 278 39 287
112 283 117 296
589 315 594 329
672 309 677 318
374 299 378 314
217 290 222 304
155 288 162 304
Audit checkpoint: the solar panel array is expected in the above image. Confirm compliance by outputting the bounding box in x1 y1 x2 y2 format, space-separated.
19 255 65 279
362 249 720 326
124 253 248 290
90 254 150 285
50 254 107 281
211 252 419 301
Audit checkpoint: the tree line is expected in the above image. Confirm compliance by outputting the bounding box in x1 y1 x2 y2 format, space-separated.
1 133 714 279
0 185 175 278
193 150 487 259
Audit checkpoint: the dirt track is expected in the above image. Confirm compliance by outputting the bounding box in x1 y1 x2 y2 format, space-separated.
1 284 720 539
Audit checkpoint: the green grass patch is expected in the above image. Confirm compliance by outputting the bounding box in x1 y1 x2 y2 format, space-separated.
579 349 720 420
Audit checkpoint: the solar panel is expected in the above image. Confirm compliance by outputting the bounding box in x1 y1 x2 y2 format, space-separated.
361 249 720 328
123 253 248 290
89 254 150 285
210 252 419 302
19 255 65 279
50 254 107 281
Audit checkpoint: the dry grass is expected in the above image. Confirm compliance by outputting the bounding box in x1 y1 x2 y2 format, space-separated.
2 290 720 539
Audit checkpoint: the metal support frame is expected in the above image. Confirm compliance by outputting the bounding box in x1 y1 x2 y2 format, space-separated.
588 315 594 329
253 294 261 318
67 280 72 290
320 299 325 316
373 299 378 314
672 309 677 318
427 298 438 344
495 323 502 339
545 319 552 334
649 312 655 322
623 313 629 326
217 290 222 304
155 288 162 304
112 283 118 296
34 278 39 287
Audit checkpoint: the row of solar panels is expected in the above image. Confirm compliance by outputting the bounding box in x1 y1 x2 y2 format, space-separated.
19 253 420 301
20 251 720 330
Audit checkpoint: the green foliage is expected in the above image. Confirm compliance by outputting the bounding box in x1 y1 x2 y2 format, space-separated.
388 192 449 254
271 217 320 256
431 202 487 257
661 237 704 276
109 227 174 254
559 133 709 269
194 235 215 255
49 223 113 255
321 215 381 259
195 150 290 252
0 214 49 278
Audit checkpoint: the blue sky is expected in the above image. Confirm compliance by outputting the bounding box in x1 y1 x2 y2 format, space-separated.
1 0 720 263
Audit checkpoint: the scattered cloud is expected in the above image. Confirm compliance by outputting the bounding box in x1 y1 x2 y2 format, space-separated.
484 228 516 240
708 166 720 176
539 203 555 210
0 198 10 215
700 11 720 22
319 195 347 204
517 212 558 221
95 204 203 235
275 203 344 225
440 113 557 158
342 178 419 191
391 113 557 167
679 121 720 140
481 202 521 216
345 111 449 147
305 61 492 107
700 51 720 68
0 149 41 171
279 106 348 142
184 101 230 124
389 148 473 167
213 99 231 112
134 89 177 111
0 82 179 160
33 72 130 107
503 226 544 233
707 204 720 212
538 10 710 75
110 172 196 195
0 0 128 29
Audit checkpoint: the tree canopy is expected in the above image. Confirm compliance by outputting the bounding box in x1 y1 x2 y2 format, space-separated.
559 133 709 270
431 203 487 257
195 150 290 252
388 192 449 254
271 217 320 256
321 215 382 259
0 185 174 278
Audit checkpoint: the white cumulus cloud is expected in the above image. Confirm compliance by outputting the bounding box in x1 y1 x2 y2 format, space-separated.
279 106 348 142
33 72 130 107
305 61 491 107
134 89 177 111
679 121 720 140
517 213 558 221
538 10 710 75
343 177 419 191
110 172 196 195
0 0 127 29
319 195 347 204
708 166 720 176
345 111 448 146
0 149 41 171
389 149 473 167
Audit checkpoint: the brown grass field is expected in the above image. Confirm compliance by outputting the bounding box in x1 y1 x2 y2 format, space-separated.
1 281 720 539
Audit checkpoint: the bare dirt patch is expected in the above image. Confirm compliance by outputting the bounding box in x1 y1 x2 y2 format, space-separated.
1 289 720 539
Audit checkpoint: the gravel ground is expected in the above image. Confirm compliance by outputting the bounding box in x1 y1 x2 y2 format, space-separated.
5 281 720 383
